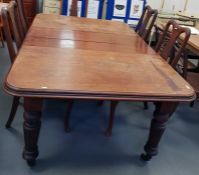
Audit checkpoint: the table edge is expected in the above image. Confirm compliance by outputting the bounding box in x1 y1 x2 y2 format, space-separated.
4 81 196 102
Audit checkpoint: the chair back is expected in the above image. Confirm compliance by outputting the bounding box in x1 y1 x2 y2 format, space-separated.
70 0 78 16
2 1 24 63
70 0 88 17
135 5 158 42
155 20 191 69
15 0 28 36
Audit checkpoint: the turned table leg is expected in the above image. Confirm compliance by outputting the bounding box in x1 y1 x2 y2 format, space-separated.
22 97 43 166
141 102 178 161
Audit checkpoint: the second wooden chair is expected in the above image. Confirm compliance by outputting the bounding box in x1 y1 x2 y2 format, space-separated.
2 1 27 128
135 5 158 42
15 0 28 37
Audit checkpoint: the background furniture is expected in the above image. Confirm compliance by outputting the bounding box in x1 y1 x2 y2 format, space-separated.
43 0 62 14
186 69 199 106
155 20 190 68
15 0 28 37
62 0 86 16
62 0 104 19
22 0 36 25
3 0 36 25
135 5 158 42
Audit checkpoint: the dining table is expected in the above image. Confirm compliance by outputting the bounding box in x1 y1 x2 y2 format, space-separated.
4 13 196 166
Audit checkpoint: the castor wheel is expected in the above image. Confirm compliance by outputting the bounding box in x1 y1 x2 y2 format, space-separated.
27 159 35 166
140 153 152 161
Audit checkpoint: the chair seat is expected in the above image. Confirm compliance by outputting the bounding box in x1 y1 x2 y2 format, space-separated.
187 72 199 95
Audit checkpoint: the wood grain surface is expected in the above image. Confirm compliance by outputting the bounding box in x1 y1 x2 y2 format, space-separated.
4 14 195 101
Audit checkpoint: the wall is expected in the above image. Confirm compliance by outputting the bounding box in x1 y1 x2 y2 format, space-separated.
147 0 199 14
147 0 163 10
186 0 198 15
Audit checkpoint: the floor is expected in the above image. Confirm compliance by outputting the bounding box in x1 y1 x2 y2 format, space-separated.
0 46 199 175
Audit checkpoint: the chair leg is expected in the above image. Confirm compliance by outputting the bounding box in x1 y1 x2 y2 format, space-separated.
105 101 118 137
143 102 148 110
5 96 20 128
0 27 4 48
64 100 74 132
190 101 195 107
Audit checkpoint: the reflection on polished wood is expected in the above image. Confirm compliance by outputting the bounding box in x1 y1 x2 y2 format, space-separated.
32 14 135 35
4 14 196 165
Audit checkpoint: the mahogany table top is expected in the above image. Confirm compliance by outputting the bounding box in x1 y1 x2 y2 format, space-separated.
4 14 195 101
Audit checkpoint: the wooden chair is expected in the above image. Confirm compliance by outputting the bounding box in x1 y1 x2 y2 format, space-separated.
155 20 190 67
135 5 158 42
182 50 199 107
105 20 191 136
2 1 26 128
70 0 78 16
15 0 28 37
185 72 199 106
0 0 5 47
69 0 88 17
0 22 4 47
155 21 199 106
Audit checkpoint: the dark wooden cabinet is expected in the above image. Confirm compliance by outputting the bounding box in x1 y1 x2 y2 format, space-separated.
3 0 37 26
